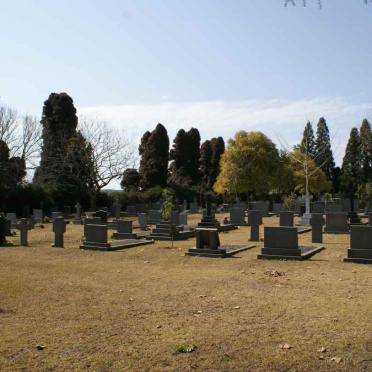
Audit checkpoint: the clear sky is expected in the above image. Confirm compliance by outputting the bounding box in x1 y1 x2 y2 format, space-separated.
1 0 372 186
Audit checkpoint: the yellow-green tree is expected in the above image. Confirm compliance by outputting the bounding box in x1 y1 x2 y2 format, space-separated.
286 150 331 193
214 131 279 196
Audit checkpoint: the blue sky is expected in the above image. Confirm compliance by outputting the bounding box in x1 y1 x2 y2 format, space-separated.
1 0 372 182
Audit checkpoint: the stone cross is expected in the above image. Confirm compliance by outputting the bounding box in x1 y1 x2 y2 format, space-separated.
18 218 28 246
53 217 66 248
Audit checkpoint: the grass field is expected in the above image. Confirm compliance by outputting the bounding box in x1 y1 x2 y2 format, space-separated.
1 214 372 371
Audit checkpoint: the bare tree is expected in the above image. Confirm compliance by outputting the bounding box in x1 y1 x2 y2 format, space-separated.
0 105 42 170
79 117 135 197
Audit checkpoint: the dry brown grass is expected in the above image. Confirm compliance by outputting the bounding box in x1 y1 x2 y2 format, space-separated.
0 214 372 371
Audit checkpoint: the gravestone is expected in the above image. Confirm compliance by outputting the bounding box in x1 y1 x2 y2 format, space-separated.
187 228 255 258
189 202 198 213
148 210 161 224
310 213 325 243
273 203 284 215
113 220 137 239
138 213 148 230
17 218 28 246
81 223 154 251
344 226 372 263
258 226 324 260
84 218 102 237
113 198 121 220
250 201 269 216
94 210 108 223
311 202 325 214
6 213 17 228
125 205 137 216
326 203 342 212
51 211 63 221
171 211 181 226
324 212 349 234
280 211 294 227
179 211 188 226
248 210 262 226
369 213 372 226
249 210 262 241
4 219 12 236
28 216 35 229
73 202 83 224
230 207 246 226
33 209 43 224
148 221 194 241
52 217 66 248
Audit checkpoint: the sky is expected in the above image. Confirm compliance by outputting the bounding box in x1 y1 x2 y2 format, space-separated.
1 0 372 187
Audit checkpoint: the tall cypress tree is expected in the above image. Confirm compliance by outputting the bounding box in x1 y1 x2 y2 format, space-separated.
121 168 140 191
359 118 372 182
138 123 169 190
199 139 213 190
300 121 316 158
34 92 92 206
315 117 335 181
210 136 225 187
341 127 362 208
168 127 201 191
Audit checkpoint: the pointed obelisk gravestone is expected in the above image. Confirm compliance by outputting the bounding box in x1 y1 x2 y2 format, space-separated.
18 218 28 246
310 213 325 243
52 217 66 248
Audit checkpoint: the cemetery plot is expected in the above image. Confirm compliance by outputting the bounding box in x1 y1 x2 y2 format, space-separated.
344 225 372 264
148 221 194 241
257 226 324 260
80 224 154 251
187 228 255 258
112 220 149 240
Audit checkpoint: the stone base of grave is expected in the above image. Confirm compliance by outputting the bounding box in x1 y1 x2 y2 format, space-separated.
80 239 154 251
324 227 350 234
112 232 149 240
257 245 324 260
344 249 372 264
147 222 195 241
186 244 256 258
219 223 238 232
295 226 312 234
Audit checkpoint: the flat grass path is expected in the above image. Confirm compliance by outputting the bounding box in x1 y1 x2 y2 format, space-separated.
0 215 371 371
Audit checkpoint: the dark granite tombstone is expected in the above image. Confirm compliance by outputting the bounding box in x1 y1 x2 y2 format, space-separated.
113 220 137 239
6 213 17 228
230 207 246 226
257 226 324 260
189 202 198 213
279 211 294 227
369 213 372 226
187 228 255 258
247 210 262 226
171 211 180 226
81 223 153 250
311 202 325 214
52 217 66 248
33 209 43 224
179 211 188 226
344 226 372 263
17 218 28 246
148 221 194 241
148 210 161 224
310 213 325 243
273 203 284 215
4 219 12 236
249 210 262 241
324 212 349 234
73 203 83 225
113 198 121 220
250 201 269 216
94 210 108 223
138 213 148 230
